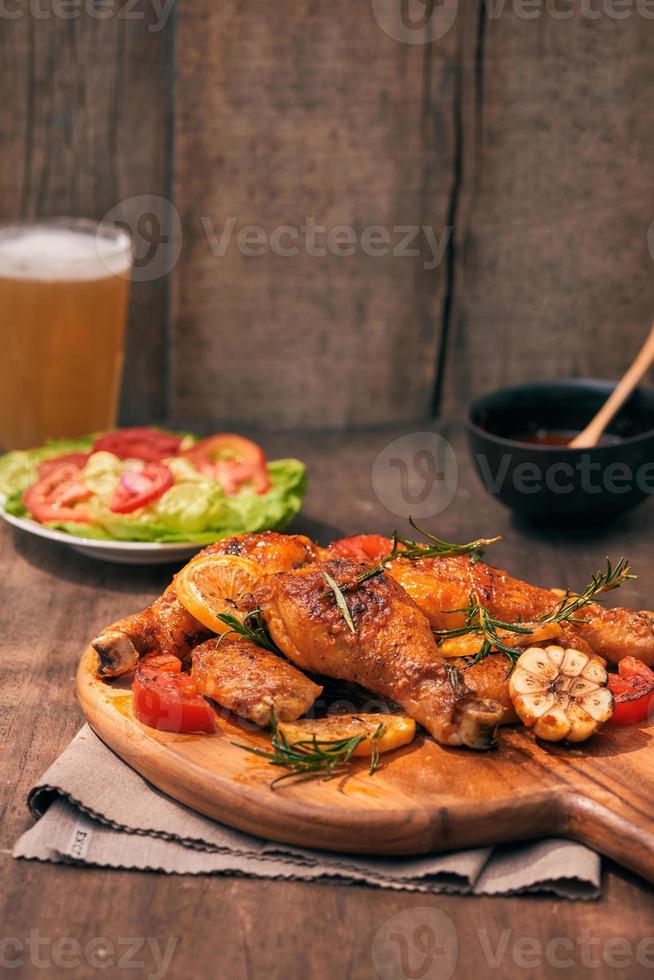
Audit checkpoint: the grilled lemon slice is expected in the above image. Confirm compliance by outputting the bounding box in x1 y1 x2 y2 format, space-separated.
277 713 416 757
175 554 261 634
509 645 614 743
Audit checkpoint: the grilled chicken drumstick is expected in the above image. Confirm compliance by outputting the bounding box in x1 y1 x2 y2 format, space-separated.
253 558 503 749
387 555 654 667
325 539 654 667
92 532 317 676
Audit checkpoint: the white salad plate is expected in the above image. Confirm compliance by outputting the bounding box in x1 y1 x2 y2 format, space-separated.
0 503 201 564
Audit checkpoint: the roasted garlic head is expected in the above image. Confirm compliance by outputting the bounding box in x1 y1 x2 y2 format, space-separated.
509 645 614 743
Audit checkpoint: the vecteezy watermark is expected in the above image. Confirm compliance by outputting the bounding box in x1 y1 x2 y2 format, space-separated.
371 0 654 45
0 931 178 977
372 433 458 519
475 452 654 496
99 195 182 282
372 907 459 980
371 0 460 44
372 910 654 977
0 0 175 31
201 217 452 270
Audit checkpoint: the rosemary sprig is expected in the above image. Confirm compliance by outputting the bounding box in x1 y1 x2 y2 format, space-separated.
537 557 636 626
434 557 636 674
341 518 501 594
217 608 281 654
234 720 385 786
434 594 533 672
322 570 356 633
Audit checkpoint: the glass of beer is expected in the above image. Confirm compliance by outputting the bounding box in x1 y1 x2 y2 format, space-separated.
0 218 132 450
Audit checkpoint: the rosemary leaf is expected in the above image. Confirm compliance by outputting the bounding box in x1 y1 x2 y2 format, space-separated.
216 608 281 654
340 520 501 594
537 557 636 626
322 570 356 633
234 721 386 786
434 557 636 676
434 594 535 674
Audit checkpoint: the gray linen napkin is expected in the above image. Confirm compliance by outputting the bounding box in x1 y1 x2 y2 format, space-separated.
14 727 601 899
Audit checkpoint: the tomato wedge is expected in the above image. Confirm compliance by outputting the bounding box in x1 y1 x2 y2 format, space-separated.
37 452 90 478
607 657 654 726
108 462 173 514
133 654 216 733
23 461 92 523
93 427 182 463
181 434 270 495
328 534 393 563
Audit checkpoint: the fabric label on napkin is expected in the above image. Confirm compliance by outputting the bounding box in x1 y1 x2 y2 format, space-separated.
67 819 93 861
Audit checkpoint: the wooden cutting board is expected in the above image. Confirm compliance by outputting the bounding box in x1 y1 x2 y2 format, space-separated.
76 646 654 882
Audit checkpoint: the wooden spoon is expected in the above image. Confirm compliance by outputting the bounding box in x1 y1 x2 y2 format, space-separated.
569 322 654 448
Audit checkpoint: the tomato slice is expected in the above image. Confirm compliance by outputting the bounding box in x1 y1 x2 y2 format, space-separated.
108 462 173 514
133 655 216 733
93 427 182 463
181 434 270 495
607 657 654 726
37 452 90 478
328 534 393 563
23 461 92 523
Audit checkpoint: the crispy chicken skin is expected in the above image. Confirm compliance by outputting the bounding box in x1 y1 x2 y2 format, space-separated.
191 638 322 726
254 558 503 749
387 555 654 667
451 655 519 725
92 532 317 676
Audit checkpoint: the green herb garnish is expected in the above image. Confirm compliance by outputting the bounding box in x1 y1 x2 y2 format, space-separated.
342 518 501 593
536 557 635 626
234 719 385 786
434 557 635 674
217 608 281 654
322 570 356 633
434 594 533 673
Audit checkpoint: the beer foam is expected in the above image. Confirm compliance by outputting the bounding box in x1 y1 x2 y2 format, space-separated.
0 224 131 280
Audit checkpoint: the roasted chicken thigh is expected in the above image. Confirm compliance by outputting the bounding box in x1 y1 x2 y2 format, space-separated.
191 637 322 726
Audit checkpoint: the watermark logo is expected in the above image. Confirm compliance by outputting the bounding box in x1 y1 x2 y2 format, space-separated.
372 906 458 980
475 452 654 497
371 0 459 44
0 931 177 977
371 0 654 42
201 217 451 270
99 194 182 282
0 0 175 31
372 432 458 519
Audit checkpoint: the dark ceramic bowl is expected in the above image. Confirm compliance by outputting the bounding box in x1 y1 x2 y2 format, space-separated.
466 380 654 525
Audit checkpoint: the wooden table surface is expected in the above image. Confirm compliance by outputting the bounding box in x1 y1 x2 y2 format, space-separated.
3 423 654 980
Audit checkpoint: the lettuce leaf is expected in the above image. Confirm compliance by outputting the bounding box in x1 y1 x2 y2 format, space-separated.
0 437 93 496
86 458 307 544
3 490 27 517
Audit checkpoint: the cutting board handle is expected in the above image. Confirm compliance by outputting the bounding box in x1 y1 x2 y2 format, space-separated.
566 791 654 884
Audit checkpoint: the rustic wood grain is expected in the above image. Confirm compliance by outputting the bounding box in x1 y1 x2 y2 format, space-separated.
440 9 654 413
0 3 173 423
77 644 654 878
172 0 455 430
3 424 654 979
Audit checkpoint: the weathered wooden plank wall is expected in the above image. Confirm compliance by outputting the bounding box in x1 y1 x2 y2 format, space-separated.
0 2 173 423
173 0 457 429
441 7 654 412
2 1 654 429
